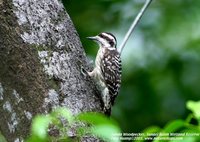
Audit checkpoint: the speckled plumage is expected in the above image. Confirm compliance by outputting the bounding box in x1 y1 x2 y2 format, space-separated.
87 32 121 116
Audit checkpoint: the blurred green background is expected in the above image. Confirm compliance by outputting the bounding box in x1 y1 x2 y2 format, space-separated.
62 0 200 133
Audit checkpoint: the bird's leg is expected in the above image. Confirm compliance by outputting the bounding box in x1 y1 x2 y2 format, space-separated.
87 69 96 78
80 65 97 79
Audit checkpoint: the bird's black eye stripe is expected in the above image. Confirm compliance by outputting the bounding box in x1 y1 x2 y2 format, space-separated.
99 33 116 47
109 40 114 47
98 33 104 38
99 33 109 41
104 32 117 46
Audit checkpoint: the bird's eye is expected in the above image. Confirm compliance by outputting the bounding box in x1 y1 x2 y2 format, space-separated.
109 40 114 47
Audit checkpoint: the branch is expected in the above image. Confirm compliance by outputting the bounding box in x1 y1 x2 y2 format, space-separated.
118 0 153 54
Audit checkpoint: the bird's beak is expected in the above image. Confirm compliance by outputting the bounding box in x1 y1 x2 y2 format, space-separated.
86 36 97 41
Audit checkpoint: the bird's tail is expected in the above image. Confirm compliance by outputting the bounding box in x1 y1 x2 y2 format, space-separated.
104 107 111 117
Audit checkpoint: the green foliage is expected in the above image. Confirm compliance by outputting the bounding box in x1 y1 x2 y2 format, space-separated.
77 112 120 142
0 132 6 142
162 120 186 133
137 100 200 142
30 116 51 141
27 108 121 142
27 101 200 142
187 100 200 120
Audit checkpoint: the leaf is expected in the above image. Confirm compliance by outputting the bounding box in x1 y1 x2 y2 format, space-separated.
163 119 185 133
137 126 161 142
0 132 6 142
143 126 161 133
76 112 121 142
187 100 200 119
31 115 51 140
91 124 121 142
180 129 200 142
76 112 118 126
51 108 74 125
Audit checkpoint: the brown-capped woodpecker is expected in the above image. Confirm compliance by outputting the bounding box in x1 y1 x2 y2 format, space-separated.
86 32 122 116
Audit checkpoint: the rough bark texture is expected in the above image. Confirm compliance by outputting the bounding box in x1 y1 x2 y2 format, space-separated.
0 0 102 141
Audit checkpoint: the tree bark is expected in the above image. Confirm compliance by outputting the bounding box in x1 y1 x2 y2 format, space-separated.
0 0 101 141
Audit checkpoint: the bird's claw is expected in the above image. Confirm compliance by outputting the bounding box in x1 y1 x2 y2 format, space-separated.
81 66 88 77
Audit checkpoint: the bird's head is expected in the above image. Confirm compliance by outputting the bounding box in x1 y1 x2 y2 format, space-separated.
87 32 117 49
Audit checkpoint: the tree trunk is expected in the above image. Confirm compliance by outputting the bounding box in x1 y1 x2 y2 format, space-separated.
0 0 101 141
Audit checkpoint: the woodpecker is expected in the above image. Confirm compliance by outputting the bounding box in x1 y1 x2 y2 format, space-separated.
87 32 122 116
